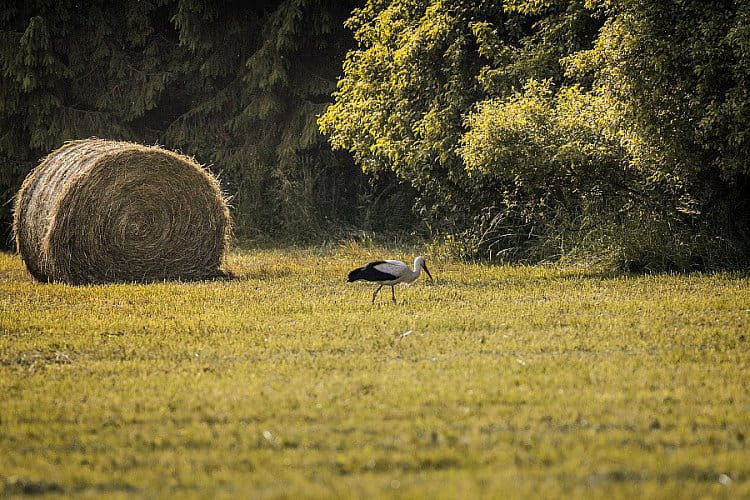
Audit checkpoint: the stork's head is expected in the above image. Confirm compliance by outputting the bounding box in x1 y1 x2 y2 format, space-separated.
415 256 434 282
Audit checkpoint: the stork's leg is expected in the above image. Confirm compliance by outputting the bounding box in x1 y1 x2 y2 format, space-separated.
372 285 383 304
391 285 397 304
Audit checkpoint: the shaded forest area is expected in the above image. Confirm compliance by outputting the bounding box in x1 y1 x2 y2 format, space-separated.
0 0 416 249
2 0 749 270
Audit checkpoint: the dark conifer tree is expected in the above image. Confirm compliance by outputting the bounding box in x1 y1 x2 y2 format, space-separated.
0 0 373 248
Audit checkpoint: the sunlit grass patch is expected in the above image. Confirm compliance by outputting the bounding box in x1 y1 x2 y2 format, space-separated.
1 248 749 497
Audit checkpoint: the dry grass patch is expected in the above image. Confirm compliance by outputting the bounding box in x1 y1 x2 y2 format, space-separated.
1 247 749 497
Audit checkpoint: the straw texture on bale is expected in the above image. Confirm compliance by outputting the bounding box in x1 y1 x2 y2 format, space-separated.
13 139 231 284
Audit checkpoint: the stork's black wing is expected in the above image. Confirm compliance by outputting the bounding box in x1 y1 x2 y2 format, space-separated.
347 261 398 282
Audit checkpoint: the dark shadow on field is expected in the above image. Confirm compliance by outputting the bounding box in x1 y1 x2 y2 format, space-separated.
1 477 140 497
4 264 293 285
1 257 286 285
220 265 293 281
556 268 750 281
435 262 750 289
529 269 750 283
478 253 750 280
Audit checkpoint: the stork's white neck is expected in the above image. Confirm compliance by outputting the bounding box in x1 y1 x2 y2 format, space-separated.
404 256 425 283
413 257 423 273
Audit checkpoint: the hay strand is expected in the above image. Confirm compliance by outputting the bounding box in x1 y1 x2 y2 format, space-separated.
13 139 231 284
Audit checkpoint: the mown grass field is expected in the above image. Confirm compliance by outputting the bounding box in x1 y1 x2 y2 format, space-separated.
1 246 749 498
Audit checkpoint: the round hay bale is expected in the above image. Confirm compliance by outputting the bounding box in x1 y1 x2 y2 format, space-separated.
13 139 231 284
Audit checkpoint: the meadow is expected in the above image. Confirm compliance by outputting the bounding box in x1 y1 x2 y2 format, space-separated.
1 246 749 498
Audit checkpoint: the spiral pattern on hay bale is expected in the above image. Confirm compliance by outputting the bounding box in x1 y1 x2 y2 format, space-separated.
13 139 231 284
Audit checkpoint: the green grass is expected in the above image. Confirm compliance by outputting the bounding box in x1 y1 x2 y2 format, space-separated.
1 246 749 498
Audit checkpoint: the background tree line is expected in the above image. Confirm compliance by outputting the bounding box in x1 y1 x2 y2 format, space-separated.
0 0 416 250
2 0 749 270
321 0 750 270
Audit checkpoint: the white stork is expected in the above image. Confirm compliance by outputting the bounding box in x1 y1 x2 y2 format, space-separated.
347 256 434 304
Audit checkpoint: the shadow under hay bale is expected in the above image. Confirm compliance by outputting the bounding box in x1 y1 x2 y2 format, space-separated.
13 139 232 285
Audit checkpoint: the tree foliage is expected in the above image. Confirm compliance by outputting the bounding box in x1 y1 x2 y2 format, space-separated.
166 0 367 237
321 0 750 269
3 1 748 268
0 0 401 249
320 0 521 231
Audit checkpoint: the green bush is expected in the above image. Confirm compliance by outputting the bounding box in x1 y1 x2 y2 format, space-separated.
321 0 750 269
